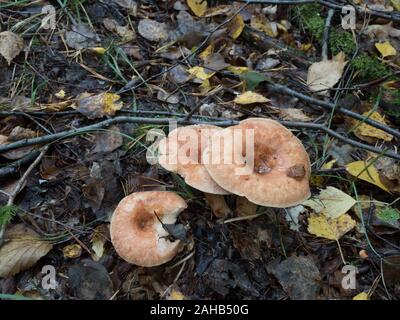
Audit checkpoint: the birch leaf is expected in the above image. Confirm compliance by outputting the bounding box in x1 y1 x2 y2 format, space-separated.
346 161 390 193
307 213 356 240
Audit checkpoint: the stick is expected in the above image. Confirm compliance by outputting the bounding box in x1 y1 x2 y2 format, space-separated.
0 116 398 160
322 9 335 61
0 145 49 245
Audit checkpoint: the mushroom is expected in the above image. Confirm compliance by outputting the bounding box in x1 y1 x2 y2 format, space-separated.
157 124 231 218
110 191 187 267
157 124 229 195
203 118 311 208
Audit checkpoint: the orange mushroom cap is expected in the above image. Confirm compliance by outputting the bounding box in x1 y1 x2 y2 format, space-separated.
203 118 311 207
157 124 229 195
110 191 187 267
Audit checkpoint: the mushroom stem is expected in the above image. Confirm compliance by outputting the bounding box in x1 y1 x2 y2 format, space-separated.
204 193 231 219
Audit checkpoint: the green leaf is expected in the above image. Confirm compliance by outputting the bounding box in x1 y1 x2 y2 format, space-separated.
0 205 18 226
376 207 400 228
240 71 269 91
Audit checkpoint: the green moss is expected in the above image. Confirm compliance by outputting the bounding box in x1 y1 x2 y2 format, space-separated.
329 31 356 56
376 207 400 227
298 4 325 41
351 53 392 82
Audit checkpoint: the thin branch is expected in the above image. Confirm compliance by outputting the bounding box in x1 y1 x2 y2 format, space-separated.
0 116 398 160
322 9 335 61
0 145 49 245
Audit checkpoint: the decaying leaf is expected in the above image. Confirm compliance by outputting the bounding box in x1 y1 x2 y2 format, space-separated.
0 31 24 65
250 13 278 37
302 186 357 219
63 244 83 259
187 66 215 81
374 157 400 193
307 52 346 94
375 41 397 57
363 23 400 40
234 91 270 104
236 196 257 217
204 193 231 218
353 111 393 142
307 213 356 240
91 224 108 261
346 160 390 193
137 19 170 42
0 127 37 160
75 93 123 119
103 18 136 41
276 108 313 122
0 224 53 277
228 14 245 39
187 0 207 17
65 24 100 50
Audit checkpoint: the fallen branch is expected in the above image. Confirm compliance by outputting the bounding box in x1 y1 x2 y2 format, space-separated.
0 116 398 160
0 145 49 245
0 150 40 178
322 9 335 61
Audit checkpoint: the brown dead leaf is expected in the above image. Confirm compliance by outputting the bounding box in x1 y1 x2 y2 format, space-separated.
138 19 169 42
0 224 53 277
307 52 347 94
0 31 24 65
75 92 123 119
91 224 109 261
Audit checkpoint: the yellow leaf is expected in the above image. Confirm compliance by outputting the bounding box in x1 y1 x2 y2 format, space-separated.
103 93 123 115
227 65 249 74
353 292 369 300
228 14 245 39
307 213 356 240
250 14 278 37
300 43 313 52
375 41 397 58
91 225 108 261
353 111 393 142
55 89 66 99
89 47 106 55
302 186 356 219
187 0 207 17
234 91 270 104
346 160 390 193
199 43 214 60
63 244 82 259
322 159 337 170
391 0 400 11
187 66 215 81
168 289 186 300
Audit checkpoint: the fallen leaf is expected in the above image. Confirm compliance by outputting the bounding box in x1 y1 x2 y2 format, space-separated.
92 126 123 153
285 205 305 231
0 224 53 277
353 292 369 300
55 89 66 99
251 13 278 37
65 24 100 50
167 289 186 300
204 193 231 218
91 225 108 261
0 127 37 160
307 52 347 94
228 14 245 39
227 65 250 74
375 41 397 57
187 0 207 17
236 196 257 217
137 19 169 42
391 0 400 11
156 89 180 104
63 244 83 259
267 255 321 300
234 91 270 105
199 43 214 60
0 31 24 65
353 111 393 142
307 213 356 240
187 66 215 81
75 92 123 119
374 157 400 193
363 23 400 40
322 159 337 169
240 71 269 91
302 186 357 219
346 160 390 193
277 108 313 122
103 18 136 41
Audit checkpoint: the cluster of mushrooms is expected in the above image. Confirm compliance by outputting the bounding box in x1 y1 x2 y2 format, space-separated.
110 118 311 267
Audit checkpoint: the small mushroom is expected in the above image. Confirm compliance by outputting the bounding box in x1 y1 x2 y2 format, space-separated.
110 191 187 267
203 118 311 208
158 124 229 195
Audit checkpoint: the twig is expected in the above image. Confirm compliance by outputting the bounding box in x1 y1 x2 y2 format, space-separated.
234 0 400 21
0 145 49 245
322 9 335 61
0 116 398 160
0 150 40 178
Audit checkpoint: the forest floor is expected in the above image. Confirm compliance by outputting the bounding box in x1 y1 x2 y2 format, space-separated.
0 0 400 300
